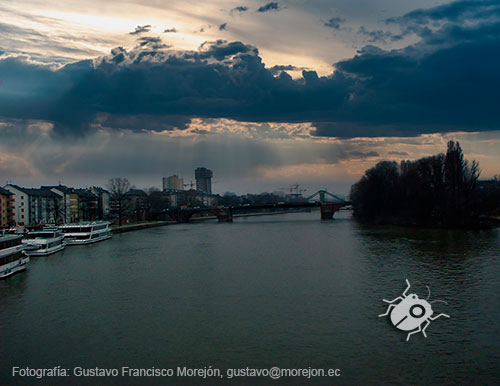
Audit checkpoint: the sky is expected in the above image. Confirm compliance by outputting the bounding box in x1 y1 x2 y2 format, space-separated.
1 0 500 195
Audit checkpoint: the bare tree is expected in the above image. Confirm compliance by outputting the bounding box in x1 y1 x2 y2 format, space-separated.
108 178 132 226
52 196 63 224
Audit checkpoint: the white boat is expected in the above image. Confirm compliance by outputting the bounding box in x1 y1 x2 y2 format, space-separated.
59 222 112 245
22 229 66 256
0 231 30 279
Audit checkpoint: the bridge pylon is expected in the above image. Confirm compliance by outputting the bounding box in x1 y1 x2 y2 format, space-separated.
320 202 344 220
211 207 233 222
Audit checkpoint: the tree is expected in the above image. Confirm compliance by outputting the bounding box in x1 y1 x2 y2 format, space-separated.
443 141 480 224
350 161 400 221
145 186 160 195
350 141 482 227
44 195 63 224
52 196 63 224
108 178 131 226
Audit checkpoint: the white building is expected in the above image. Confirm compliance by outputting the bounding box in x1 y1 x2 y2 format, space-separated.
3 185 62 225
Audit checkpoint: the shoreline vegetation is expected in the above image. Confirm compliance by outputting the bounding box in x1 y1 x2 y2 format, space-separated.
350 141 500 229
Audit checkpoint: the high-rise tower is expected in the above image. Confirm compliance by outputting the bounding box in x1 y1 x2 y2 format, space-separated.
194 167 213 194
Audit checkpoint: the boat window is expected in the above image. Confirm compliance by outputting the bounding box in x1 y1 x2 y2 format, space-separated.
0 251 24 265
0 237 22 249
61 227 92 233
26 232 53 239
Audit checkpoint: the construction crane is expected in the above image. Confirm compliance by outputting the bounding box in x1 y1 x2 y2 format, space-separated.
288 184 307 196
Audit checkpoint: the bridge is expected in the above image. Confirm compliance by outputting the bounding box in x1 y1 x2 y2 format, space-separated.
167 190 351 223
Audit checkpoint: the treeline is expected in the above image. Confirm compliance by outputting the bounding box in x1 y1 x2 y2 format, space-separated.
350 141 499 228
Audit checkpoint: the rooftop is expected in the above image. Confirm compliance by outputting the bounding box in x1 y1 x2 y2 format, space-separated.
0 187 13 196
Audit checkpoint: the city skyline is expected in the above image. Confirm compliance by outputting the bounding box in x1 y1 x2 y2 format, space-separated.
1 1 500 194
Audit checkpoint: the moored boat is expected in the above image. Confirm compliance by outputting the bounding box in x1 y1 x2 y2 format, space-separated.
22 228 66 256
58 221 112 245
0 231 30 279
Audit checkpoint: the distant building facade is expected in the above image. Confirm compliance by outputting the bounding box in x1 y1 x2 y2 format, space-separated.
125 189 149 221
195 167 213 194
74 189 98 221
4 185 63 225
148 190 218 215
163 175 184 191
90 187 110 219
0 187 15 228
42 185 80 223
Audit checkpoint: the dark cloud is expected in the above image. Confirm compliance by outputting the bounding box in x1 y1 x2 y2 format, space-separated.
198 39 257 60
2 1 500 139
388 151 409 156
268 64 305 75
357 26 394 43
129 25 152 35
97 114 191 132
163 28 178 33
230 6 249 15
385 0 500 41
257 2 279 13
135 36 168 48
324 17 345 30
219 23 227 31
388 0 500 26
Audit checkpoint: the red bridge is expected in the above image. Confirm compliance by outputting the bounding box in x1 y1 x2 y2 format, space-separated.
168 190 351 223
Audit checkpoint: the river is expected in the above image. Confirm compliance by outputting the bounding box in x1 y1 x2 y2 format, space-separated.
1 211 499 385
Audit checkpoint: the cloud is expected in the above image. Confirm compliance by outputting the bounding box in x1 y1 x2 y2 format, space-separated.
0 118 387 192
163 28 178 33
385 0 500 41
257 2 280 13
135 36 168 48
230 6 249 15
268 64 305 75
388 151 409 156
357 26 393 43
324 17 345 30
219 23 227 31
0 21 106 63
388 0 500 26
129 25 152 35
347 151 379 158
2 1 500 139
197 39 257 59
198 25 213 33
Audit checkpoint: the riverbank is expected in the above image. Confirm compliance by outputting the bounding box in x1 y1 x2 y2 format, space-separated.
111 221 174 233
190 209 308 221
110 211 299 231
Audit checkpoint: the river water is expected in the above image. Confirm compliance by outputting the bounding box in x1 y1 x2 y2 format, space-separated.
1 211 499 385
